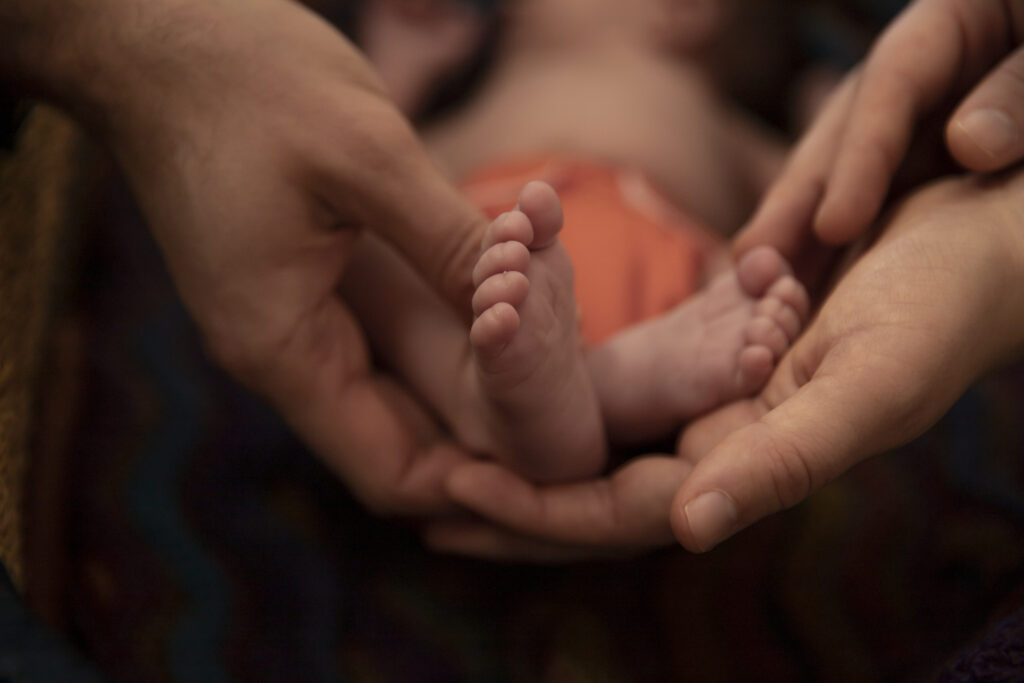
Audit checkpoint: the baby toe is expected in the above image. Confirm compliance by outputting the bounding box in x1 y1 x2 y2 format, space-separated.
756 295 803 344
472 271 530 317
745 315 790 360
473 240 531 287
736 246 788 298
470 302 520 355
735 345 774 395
516 181 564 249
481 210 534 251
767 275 811 324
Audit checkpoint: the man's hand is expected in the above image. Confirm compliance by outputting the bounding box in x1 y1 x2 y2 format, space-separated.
2 0 490 514
426 171 1024 559
737 0 1024 261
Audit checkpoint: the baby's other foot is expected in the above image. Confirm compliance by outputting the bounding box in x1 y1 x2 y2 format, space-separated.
589 246 809 444
729 246 811 396
468 182 606 482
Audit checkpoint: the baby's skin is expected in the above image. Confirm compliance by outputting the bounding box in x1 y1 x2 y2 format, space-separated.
469 182 809 482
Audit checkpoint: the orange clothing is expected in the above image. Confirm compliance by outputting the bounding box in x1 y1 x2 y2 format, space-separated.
461 157 722 346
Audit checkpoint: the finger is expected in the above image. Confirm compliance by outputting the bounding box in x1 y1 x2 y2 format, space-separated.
333 104 488 312
674 395 770 465
734 76 856 261
947 45 1024 172
423 520 638 563
445 457 689 548
670 381 858 553
378 156 488 312
669 333 934 554
814 0 1008 243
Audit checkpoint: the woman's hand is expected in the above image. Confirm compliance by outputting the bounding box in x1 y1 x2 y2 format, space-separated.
737 0 1024 261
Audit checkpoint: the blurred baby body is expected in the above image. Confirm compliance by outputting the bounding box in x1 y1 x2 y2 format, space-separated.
344 0 806 482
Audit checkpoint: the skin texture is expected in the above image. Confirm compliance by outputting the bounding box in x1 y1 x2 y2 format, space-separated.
736 0 1024 264
424 169 1024 560
11 0 1024 561
415 0 1024 560
348 0 799 484
1 0 490 515
418 0 1024 560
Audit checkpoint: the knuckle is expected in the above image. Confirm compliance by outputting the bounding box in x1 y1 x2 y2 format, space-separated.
322 99 422 189
759 432 817 510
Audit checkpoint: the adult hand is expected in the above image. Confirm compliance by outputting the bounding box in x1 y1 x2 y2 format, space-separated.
672 170 1024 551
1 0 488 514
426 170 1024 559
737 0 1024 262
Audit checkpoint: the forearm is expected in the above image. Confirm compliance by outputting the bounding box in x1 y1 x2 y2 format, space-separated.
0 0 216 134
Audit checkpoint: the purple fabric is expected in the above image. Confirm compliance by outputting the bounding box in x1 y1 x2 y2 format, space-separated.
941 611 1024 682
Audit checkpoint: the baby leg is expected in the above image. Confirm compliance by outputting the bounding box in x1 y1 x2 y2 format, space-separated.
587 246 809 444
470 181 606 482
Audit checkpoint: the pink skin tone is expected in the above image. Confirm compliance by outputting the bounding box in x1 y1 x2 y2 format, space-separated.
345 0 807 485
421 170 1024 560
463 181 807 482
467 183 604 483
341 179 808 485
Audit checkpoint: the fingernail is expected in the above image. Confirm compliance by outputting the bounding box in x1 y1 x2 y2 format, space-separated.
958 108 1018 158
683 490 738 552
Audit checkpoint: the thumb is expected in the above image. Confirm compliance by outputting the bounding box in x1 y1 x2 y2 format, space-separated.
355 117 489 311
947 45 1024 173
669 353 926 553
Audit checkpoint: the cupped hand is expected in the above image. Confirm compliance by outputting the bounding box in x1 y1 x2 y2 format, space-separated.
426 170 1024 560
737 0 1024 262
44 0 490 514
423 454 688 561
674 170 1024 551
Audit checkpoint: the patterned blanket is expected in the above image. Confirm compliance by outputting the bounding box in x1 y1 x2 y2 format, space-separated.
6 1 1024 681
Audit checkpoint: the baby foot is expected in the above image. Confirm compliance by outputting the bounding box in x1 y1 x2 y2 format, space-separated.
588 246 809 444
469 181 606 483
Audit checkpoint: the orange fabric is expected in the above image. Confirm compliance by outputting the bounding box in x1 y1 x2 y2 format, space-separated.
461 157 721 346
